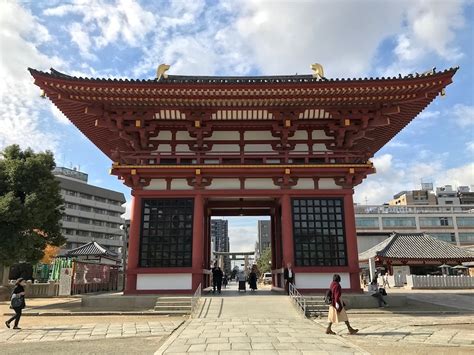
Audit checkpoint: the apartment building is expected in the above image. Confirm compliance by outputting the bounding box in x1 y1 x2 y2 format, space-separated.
355 204 474 253
256 220 271 257
54 167 126 261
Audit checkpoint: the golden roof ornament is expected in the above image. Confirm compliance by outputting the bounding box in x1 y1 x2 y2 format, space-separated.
310 63 325 80
156 64 170 81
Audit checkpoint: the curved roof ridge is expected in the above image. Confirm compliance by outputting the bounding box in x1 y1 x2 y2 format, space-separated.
27 66 459 84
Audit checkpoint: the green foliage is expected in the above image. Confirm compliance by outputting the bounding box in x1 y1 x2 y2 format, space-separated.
0 145 66 265
256 247 272 274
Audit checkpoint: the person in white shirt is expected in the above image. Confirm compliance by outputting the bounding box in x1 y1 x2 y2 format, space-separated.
284 262 294 294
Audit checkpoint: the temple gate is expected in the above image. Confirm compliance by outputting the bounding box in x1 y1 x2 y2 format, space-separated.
29 66 457 294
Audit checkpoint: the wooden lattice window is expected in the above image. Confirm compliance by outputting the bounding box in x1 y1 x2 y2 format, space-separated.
139 198 193 267
292 198 347 267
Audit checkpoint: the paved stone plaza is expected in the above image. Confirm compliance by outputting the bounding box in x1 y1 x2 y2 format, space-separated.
1 286 473 354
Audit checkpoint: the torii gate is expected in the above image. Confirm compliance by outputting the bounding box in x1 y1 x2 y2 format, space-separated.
213 251 255 275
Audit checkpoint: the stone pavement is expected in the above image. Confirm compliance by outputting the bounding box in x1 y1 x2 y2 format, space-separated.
155 283 368 354
314 314 474 349
0 320 183 343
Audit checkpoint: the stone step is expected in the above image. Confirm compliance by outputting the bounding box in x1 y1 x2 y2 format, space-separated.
154 310 191 315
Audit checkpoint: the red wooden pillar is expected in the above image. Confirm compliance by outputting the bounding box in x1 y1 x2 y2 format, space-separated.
125 194 141 294
192 193 204 291
343 191 362 292
281 193 294 267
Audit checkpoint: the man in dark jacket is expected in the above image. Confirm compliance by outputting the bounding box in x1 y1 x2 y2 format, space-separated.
212 264 223 294
284 262 294 295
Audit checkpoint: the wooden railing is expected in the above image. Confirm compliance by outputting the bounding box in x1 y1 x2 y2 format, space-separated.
121 150 367 166
288 283 306 317
191 283 202 318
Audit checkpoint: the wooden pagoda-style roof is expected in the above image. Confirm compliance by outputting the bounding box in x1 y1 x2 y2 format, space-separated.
28 67 458 161
359 233 474 262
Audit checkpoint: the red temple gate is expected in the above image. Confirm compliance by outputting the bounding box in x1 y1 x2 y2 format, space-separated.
29 66 457 294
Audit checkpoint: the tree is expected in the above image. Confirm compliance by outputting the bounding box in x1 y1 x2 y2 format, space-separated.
0 145 66 265
256 247 272 274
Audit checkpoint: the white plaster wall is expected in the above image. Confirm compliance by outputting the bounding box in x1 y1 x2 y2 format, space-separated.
244 131 275 140
176 131 193 140
175 144 191 152
144 179 167 190
209 131 240 140
207 178 241 190
293 178 315 190
210 144 240 152
289 130 308 140
294 144 308 152
312 143 328 152
295 273 350 289
244 144 274 152
156 144 172 152
154 131 172 140
312 130 330 139
245 178 279 190
136 274 192 290
171 179 192 190
319 178 341 189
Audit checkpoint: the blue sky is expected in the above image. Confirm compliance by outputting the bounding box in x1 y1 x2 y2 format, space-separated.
1 0 473 251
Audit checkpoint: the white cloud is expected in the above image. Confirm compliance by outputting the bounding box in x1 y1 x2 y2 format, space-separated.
355 151 473 205
452 104 474 127
466 141 474 154
44 0 157 59
0 1 65 153
381 0 466 76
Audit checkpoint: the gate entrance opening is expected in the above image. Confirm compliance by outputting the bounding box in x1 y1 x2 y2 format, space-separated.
29 66 456 295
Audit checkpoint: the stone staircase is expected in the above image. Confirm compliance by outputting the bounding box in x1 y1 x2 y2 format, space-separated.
304 296 329 318
154 296 192 315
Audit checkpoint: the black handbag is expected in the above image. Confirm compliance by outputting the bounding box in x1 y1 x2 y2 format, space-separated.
10 295 23 309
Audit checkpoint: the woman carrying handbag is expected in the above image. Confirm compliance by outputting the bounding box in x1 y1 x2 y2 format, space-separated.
5 278 26 330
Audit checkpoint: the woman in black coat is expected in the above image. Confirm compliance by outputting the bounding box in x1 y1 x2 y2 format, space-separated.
5 278 26 329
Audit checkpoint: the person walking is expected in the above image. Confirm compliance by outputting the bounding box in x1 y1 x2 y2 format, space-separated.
222 274 228 289
212 264 223 294
326 274 358 335
283 262 294 295
382 273 391 289
5 278 27 330
369 280 388 307
249 266 258 291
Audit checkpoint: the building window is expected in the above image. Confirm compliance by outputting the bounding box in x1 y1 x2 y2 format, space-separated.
78 205 92 212
76 230 90 237
139 198 194 268
429 233 455 243
355 217 379 228
382 217 416 228
292 198 347 267
459 233 474 243
419 217 453 227
456 217 474 227
94 196 107 203
79 193 92 200
77 217 90 224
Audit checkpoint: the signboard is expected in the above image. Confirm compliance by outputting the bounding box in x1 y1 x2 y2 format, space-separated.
74 263 110 285
58 268 73 296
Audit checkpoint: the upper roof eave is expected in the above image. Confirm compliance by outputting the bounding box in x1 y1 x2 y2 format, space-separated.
28 67 459 86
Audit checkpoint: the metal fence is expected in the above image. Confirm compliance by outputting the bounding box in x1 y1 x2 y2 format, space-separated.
191 283 202 318
288 283 306 317
406 275 474 289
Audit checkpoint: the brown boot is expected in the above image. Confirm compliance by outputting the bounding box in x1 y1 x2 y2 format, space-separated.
348 327 359 335
326 324 336 335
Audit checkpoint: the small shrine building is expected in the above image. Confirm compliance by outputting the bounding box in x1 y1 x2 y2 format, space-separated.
29 65 457 294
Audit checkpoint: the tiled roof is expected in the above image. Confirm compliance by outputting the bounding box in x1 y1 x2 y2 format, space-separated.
29 66 459 85
66 241 118 258
359 233 474 261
